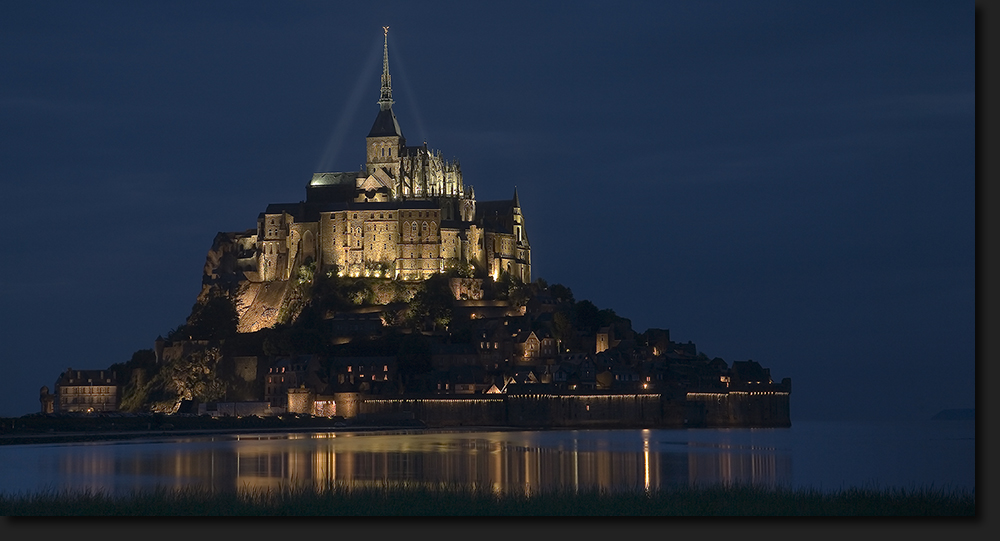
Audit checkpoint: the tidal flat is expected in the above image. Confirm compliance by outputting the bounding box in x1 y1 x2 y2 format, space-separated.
0 483 975 516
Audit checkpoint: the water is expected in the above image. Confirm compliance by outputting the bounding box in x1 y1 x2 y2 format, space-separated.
0 420 974 496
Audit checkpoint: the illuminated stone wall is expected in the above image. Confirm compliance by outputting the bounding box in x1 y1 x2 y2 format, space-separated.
440 228 461 261
360 397 507 426
449 278 484 301
247 194 524 286
350 391 788 428
287 386 315 414
685 390 791 428
318 211 342 272
505 393 668 427
333 392 361 419
367 135 403 182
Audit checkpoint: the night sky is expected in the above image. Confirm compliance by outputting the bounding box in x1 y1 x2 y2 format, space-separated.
0 2 975 421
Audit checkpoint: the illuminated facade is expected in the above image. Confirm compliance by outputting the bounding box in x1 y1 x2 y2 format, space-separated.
53 369 120 413
248 29 530 284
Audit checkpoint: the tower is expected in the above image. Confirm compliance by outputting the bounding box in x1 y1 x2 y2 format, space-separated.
512 187 525 244
366 26 404 184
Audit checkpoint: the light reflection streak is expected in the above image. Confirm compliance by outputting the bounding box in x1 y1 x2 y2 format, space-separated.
643 429 650 493
28 430 790 496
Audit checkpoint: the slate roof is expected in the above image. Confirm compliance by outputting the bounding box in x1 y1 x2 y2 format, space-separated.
368 108 404 138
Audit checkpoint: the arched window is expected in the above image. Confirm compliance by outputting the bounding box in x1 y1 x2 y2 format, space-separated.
412 222 418 234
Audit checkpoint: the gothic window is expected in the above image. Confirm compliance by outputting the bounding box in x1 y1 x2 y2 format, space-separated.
412 223 418 234
422 222 428 232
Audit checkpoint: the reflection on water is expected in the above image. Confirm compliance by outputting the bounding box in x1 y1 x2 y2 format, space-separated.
2 429 792 496
0 421 974 496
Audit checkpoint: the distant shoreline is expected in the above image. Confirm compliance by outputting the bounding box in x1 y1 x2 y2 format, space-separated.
0 420 573 446
0 425 421 446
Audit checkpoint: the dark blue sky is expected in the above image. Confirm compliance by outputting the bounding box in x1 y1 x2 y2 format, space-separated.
0 1 975 420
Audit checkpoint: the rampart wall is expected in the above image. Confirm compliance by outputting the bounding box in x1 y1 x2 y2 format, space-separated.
351 390 790 428
684 391 791 428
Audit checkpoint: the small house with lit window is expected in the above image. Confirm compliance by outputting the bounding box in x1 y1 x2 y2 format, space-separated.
332 356 397 388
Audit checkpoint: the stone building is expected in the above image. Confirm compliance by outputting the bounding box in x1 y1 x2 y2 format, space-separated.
264 355 325 408
53 368 120 413
230 29 530 287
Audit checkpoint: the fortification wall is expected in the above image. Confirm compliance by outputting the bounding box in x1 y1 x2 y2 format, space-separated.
345 390 787 428
685 391 791 428
505 393 670 428
360 396 506 426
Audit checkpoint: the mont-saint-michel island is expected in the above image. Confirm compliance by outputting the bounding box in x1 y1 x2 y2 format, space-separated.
34 29 790 433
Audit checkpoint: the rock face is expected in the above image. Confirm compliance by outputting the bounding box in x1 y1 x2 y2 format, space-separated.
197 230 300 333
233 280 296 333
197 230 256 301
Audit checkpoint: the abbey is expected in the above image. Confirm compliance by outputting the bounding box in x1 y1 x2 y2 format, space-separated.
250 30 529 284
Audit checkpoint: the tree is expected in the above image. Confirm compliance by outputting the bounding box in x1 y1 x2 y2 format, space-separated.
549 283 574 304
552 311 576 351
408 273 454 331
187 296 239 340
574 300 601 334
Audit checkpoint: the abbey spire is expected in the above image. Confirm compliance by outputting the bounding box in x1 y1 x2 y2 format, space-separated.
368 26 403 141
378 26 394 111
